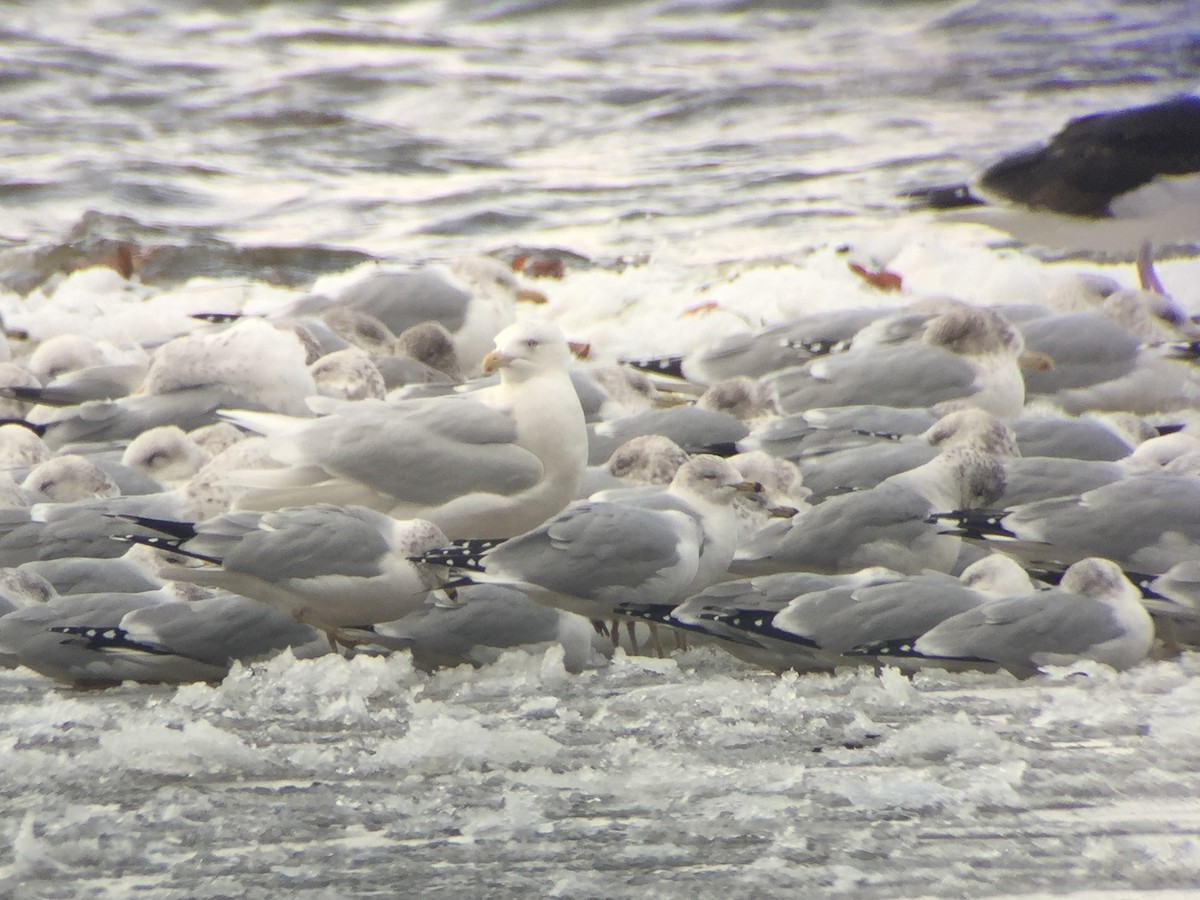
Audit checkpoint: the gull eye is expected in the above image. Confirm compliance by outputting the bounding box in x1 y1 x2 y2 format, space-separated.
525 339 540 349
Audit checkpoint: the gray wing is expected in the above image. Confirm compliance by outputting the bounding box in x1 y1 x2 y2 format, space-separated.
1012 415 1136 461
999 457 1124 506
42 387 280 449
1009 473 1200 571
800 442 937 501
1020 313 1140 394
488 501 692 602
915 591 1122 671
743 406 936 460
588 406 749 464
221 506 394 581
299 397 543 504
0 592 166 683
684 307 882 382
341 268 470 335
778 574 983 653
734 484 947 576
375 584 564 663
764 345 979 415
18 557 161 595
121 593 324 667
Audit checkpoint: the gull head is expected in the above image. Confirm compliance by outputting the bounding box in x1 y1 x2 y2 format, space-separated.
923 307 1023 358
670 454 761 506
481 321 573 379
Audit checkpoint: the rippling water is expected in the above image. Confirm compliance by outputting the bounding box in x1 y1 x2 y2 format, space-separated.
2 1 1200 896
4 0 1198 271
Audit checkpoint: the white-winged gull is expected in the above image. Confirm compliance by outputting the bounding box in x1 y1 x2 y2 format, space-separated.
222 320 589 539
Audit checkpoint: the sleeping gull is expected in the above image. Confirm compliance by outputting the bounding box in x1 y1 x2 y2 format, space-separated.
0 590 326 686
223 320 589 539
664 555 1034 672
733 429 1008 577
937 467 1200 575
351 583 604 674
120 425 212 488
120 504 452 635
909 558 1155 677
29 318 316 449
288 256 547 372
761 306 1028 420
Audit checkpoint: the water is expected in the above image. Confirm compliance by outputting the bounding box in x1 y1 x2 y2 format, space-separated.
1 0 1199 896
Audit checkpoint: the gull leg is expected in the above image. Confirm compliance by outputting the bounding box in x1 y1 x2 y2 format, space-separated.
1137 241 1166 295
625 620 640 655
650 623 665 658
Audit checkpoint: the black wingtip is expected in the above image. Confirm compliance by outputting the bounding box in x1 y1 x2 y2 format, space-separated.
106 513 198 541
926 508 1016 539
411 538 503 572
190 312 245 324
51 625 174 656
0 417 48 437
620 355 687 380
113 533 222 565
899 182 986 210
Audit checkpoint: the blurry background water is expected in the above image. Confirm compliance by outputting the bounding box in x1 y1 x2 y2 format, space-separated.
4 0 1198 272
1 1 1199 896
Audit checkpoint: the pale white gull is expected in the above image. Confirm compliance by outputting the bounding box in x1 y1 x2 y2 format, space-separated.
222 320 589 539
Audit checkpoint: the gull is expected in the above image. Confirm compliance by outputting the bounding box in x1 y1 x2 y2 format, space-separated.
733 428 1007 577
28 318 316 449
120 504 452 635
761 306 1029 420
912 94 1200 290
663 555 1033 672
417 456 760 641
288 256 547 372
0 590 325 686
353 583 604 674
936 470 1200 575
910 558 1155 677
223 320 589 539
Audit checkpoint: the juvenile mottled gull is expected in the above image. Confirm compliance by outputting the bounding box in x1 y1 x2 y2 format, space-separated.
223 320 589 539
289 256 545 371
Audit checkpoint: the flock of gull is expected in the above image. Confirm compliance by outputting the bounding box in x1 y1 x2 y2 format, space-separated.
1 95 1199 688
